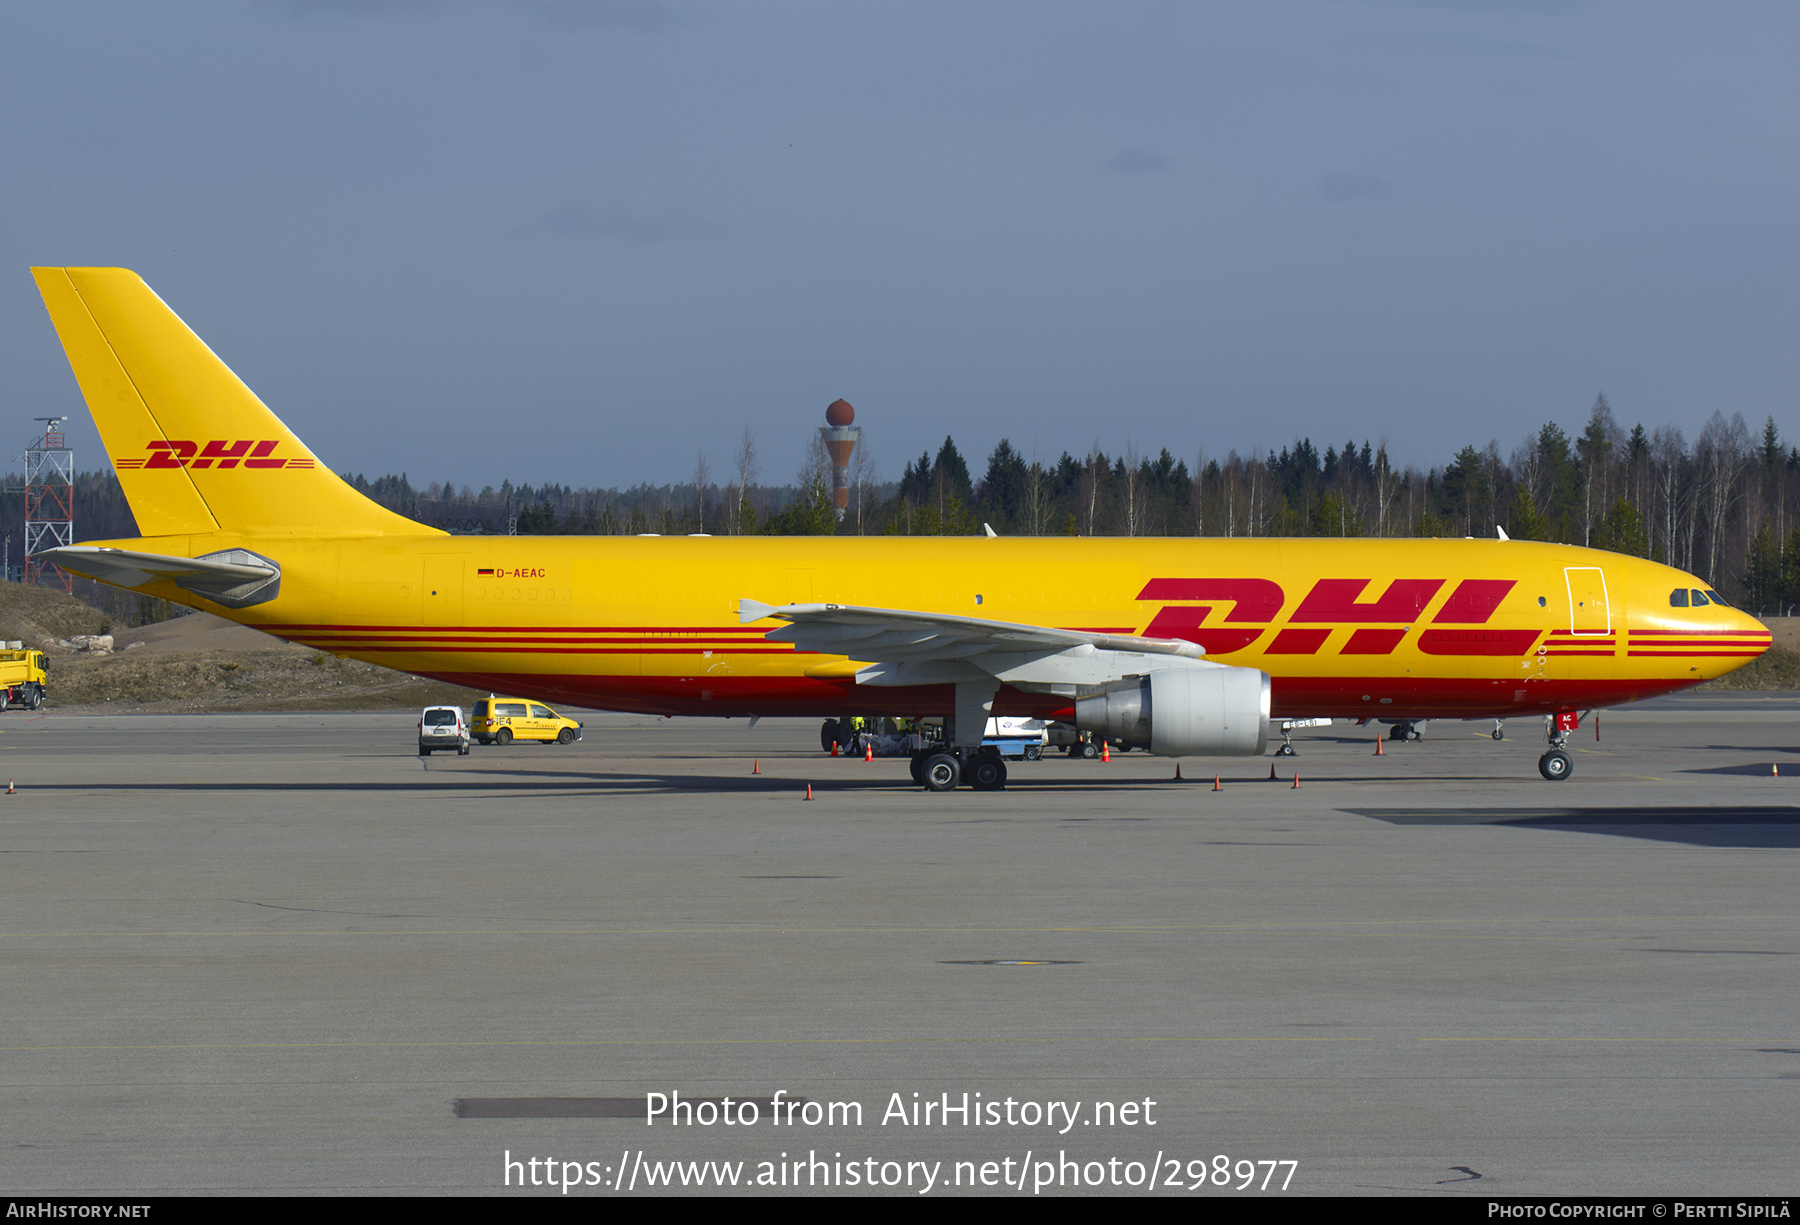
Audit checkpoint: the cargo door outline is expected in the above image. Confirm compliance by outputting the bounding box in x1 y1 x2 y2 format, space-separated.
423 555 467 627
1564 567 1609 636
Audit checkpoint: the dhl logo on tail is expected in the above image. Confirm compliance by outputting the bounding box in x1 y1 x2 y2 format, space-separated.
116 440 314 471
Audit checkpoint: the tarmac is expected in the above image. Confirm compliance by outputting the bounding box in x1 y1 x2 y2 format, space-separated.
1 695 1795 1197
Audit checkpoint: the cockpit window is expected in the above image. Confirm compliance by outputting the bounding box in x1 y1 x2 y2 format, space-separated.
1689 589 1709 606
1670 589 1689 608
1705 589 1728 607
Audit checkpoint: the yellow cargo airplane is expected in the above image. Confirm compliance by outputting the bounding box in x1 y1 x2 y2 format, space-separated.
29 267 1772 790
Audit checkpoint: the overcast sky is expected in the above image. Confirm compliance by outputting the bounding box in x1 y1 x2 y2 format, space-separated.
3 1 1797 492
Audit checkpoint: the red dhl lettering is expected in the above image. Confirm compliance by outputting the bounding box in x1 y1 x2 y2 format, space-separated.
1134 578 1283 654
1134 577 1531 656
1432 579 1515 624
143 439 195 468
1290 578 1444 622
120 440 301 470
1136 578 1284 621
1267 628 1330 654
1342 628 1407 654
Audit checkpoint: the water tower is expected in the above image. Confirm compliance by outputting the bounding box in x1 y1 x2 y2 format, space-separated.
820 399 860 522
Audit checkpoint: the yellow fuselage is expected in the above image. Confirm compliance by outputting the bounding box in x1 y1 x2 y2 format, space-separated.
98 531 1770 721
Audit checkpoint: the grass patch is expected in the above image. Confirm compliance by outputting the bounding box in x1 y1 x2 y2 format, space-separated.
1697 646 1800 690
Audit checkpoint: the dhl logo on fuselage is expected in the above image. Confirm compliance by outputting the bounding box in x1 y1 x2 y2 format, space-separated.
113 440 316 471
1138 577 1540 657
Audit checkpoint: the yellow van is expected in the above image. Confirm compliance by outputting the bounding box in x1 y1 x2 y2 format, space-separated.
472 696 584 746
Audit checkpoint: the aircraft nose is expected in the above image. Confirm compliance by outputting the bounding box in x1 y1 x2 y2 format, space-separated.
1741 610 1774 656
1728 608 1771 654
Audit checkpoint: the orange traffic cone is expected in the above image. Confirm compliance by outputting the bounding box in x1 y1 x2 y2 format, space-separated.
1374 735 1384 756
752 759 760 775
5 779 12 795
1100 742 1111 763
864 742 874 763
1291 771 1301 789
805 784 814 800
1268 762 1277 781
1774 763 1780 778
830 742 839 757
1212 774 1222 792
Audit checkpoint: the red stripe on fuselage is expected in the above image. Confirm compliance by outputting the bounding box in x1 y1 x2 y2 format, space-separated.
1418 629 1543 656
403 671 1711 721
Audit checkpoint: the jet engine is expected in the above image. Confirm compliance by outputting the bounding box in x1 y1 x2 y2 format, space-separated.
1074 666 1271 757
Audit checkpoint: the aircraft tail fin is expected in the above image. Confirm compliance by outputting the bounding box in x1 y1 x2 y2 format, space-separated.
31 267 436 539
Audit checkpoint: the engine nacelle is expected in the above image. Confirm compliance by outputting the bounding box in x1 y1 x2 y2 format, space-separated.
1074 666 1271 757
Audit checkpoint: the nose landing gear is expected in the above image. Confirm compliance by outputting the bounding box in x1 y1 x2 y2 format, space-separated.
1538 711 1578 781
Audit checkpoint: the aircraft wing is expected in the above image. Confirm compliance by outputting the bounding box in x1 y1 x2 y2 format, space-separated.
736 598 1206 693
37 545 282 609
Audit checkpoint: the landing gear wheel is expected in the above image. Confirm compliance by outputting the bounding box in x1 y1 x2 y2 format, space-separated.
1538 750 1572 781
920 752 961 793
820 720 838 752
967 754 1007 791
495 728 513 746
1079 741 1099 759
557 728 574 745
1492 728 1504 741
1275 743 1296 757
909 752 926 783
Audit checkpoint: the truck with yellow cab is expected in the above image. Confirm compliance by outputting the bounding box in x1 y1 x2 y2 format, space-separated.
0 644 47 711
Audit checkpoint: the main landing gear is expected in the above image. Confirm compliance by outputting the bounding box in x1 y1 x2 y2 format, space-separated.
909 746 1008 792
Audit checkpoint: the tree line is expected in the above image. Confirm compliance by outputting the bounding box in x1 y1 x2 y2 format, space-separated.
12 392 1800 615
347 397 1800 612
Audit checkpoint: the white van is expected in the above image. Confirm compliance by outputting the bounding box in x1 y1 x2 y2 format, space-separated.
419 706 471 755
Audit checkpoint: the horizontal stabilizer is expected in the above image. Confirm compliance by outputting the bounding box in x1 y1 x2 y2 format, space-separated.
39 545 282 609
